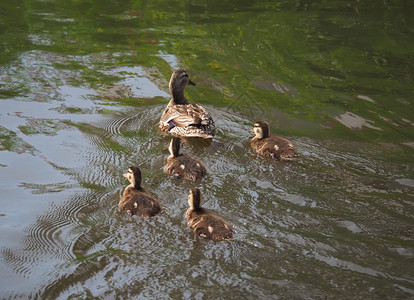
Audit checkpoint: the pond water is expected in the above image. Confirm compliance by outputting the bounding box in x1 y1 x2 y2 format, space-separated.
1 0 413 299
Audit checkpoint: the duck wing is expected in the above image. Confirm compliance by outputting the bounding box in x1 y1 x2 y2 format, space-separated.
160 104 210 126
160 104 215 138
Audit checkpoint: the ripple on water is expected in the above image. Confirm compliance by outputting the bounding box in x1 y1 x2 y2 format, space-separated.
67 107 164 191
2 101 413 298
100 113 137 136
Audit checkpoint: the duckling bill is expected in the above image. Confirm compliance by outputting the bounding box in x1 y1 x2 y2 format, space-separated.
159 69 215 139
164 137 206 181
185 188 234 241
250 120 298 160
119 166 161 218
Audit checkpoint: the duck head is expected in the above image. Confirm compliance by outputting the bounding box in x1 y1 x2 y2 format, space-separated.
188 188 202 211
250 120 270 139
169 69 196 104
123 166 142 189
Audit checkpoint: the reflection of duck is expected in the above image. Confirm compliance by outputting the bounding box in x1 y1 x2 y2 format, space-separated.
185 188 234 241
159 69 215 139
164 137 206 181
250 120 298 160
119 166 161 218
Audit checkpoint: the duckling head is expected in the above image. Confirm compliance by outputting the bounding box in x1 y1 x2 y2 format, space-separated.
168 137 182 158
169 69 196 103
188 188 203 211
123 166 142 189
250 120 270 139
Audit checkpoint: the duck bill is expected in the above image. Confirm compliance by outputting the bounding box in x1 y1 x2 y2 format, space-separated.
249 128 255 133
188 79 196 86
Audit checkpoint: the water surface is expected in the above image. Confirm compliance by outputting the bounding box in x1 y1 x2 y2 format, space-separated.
0 1 413 299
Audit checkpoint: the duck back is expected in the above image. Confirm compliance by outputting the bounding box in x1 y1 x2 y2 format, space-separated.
160 103 215 138
119 187 161 218
164 155 206 181
186 208 233 241
251 136 298 160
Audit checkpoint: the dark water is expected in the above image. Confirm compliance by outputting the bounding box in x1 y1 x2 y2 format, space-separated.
1 1 413 299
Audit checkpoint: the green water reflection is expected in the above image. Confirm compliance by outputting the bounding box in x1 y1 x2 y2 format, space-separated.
0 0 413 299
2 1 413 141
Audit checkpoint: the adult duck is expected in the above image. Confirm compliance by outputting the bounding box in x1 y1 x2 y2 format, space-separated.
159 69 215 139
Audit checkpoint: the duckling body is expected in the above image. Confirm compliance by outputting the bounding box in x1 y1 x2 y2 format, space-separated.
119 166 161 218
185 189 233 241
159 69 215 139
164 137 206 181
251 120 298 160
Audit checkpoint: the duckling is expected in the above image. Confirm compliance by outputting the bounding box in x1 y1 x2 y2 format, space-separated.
250 120 298 160
185 188 234 241
119 166 161 218
164 137 207 181
159 69 215 139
